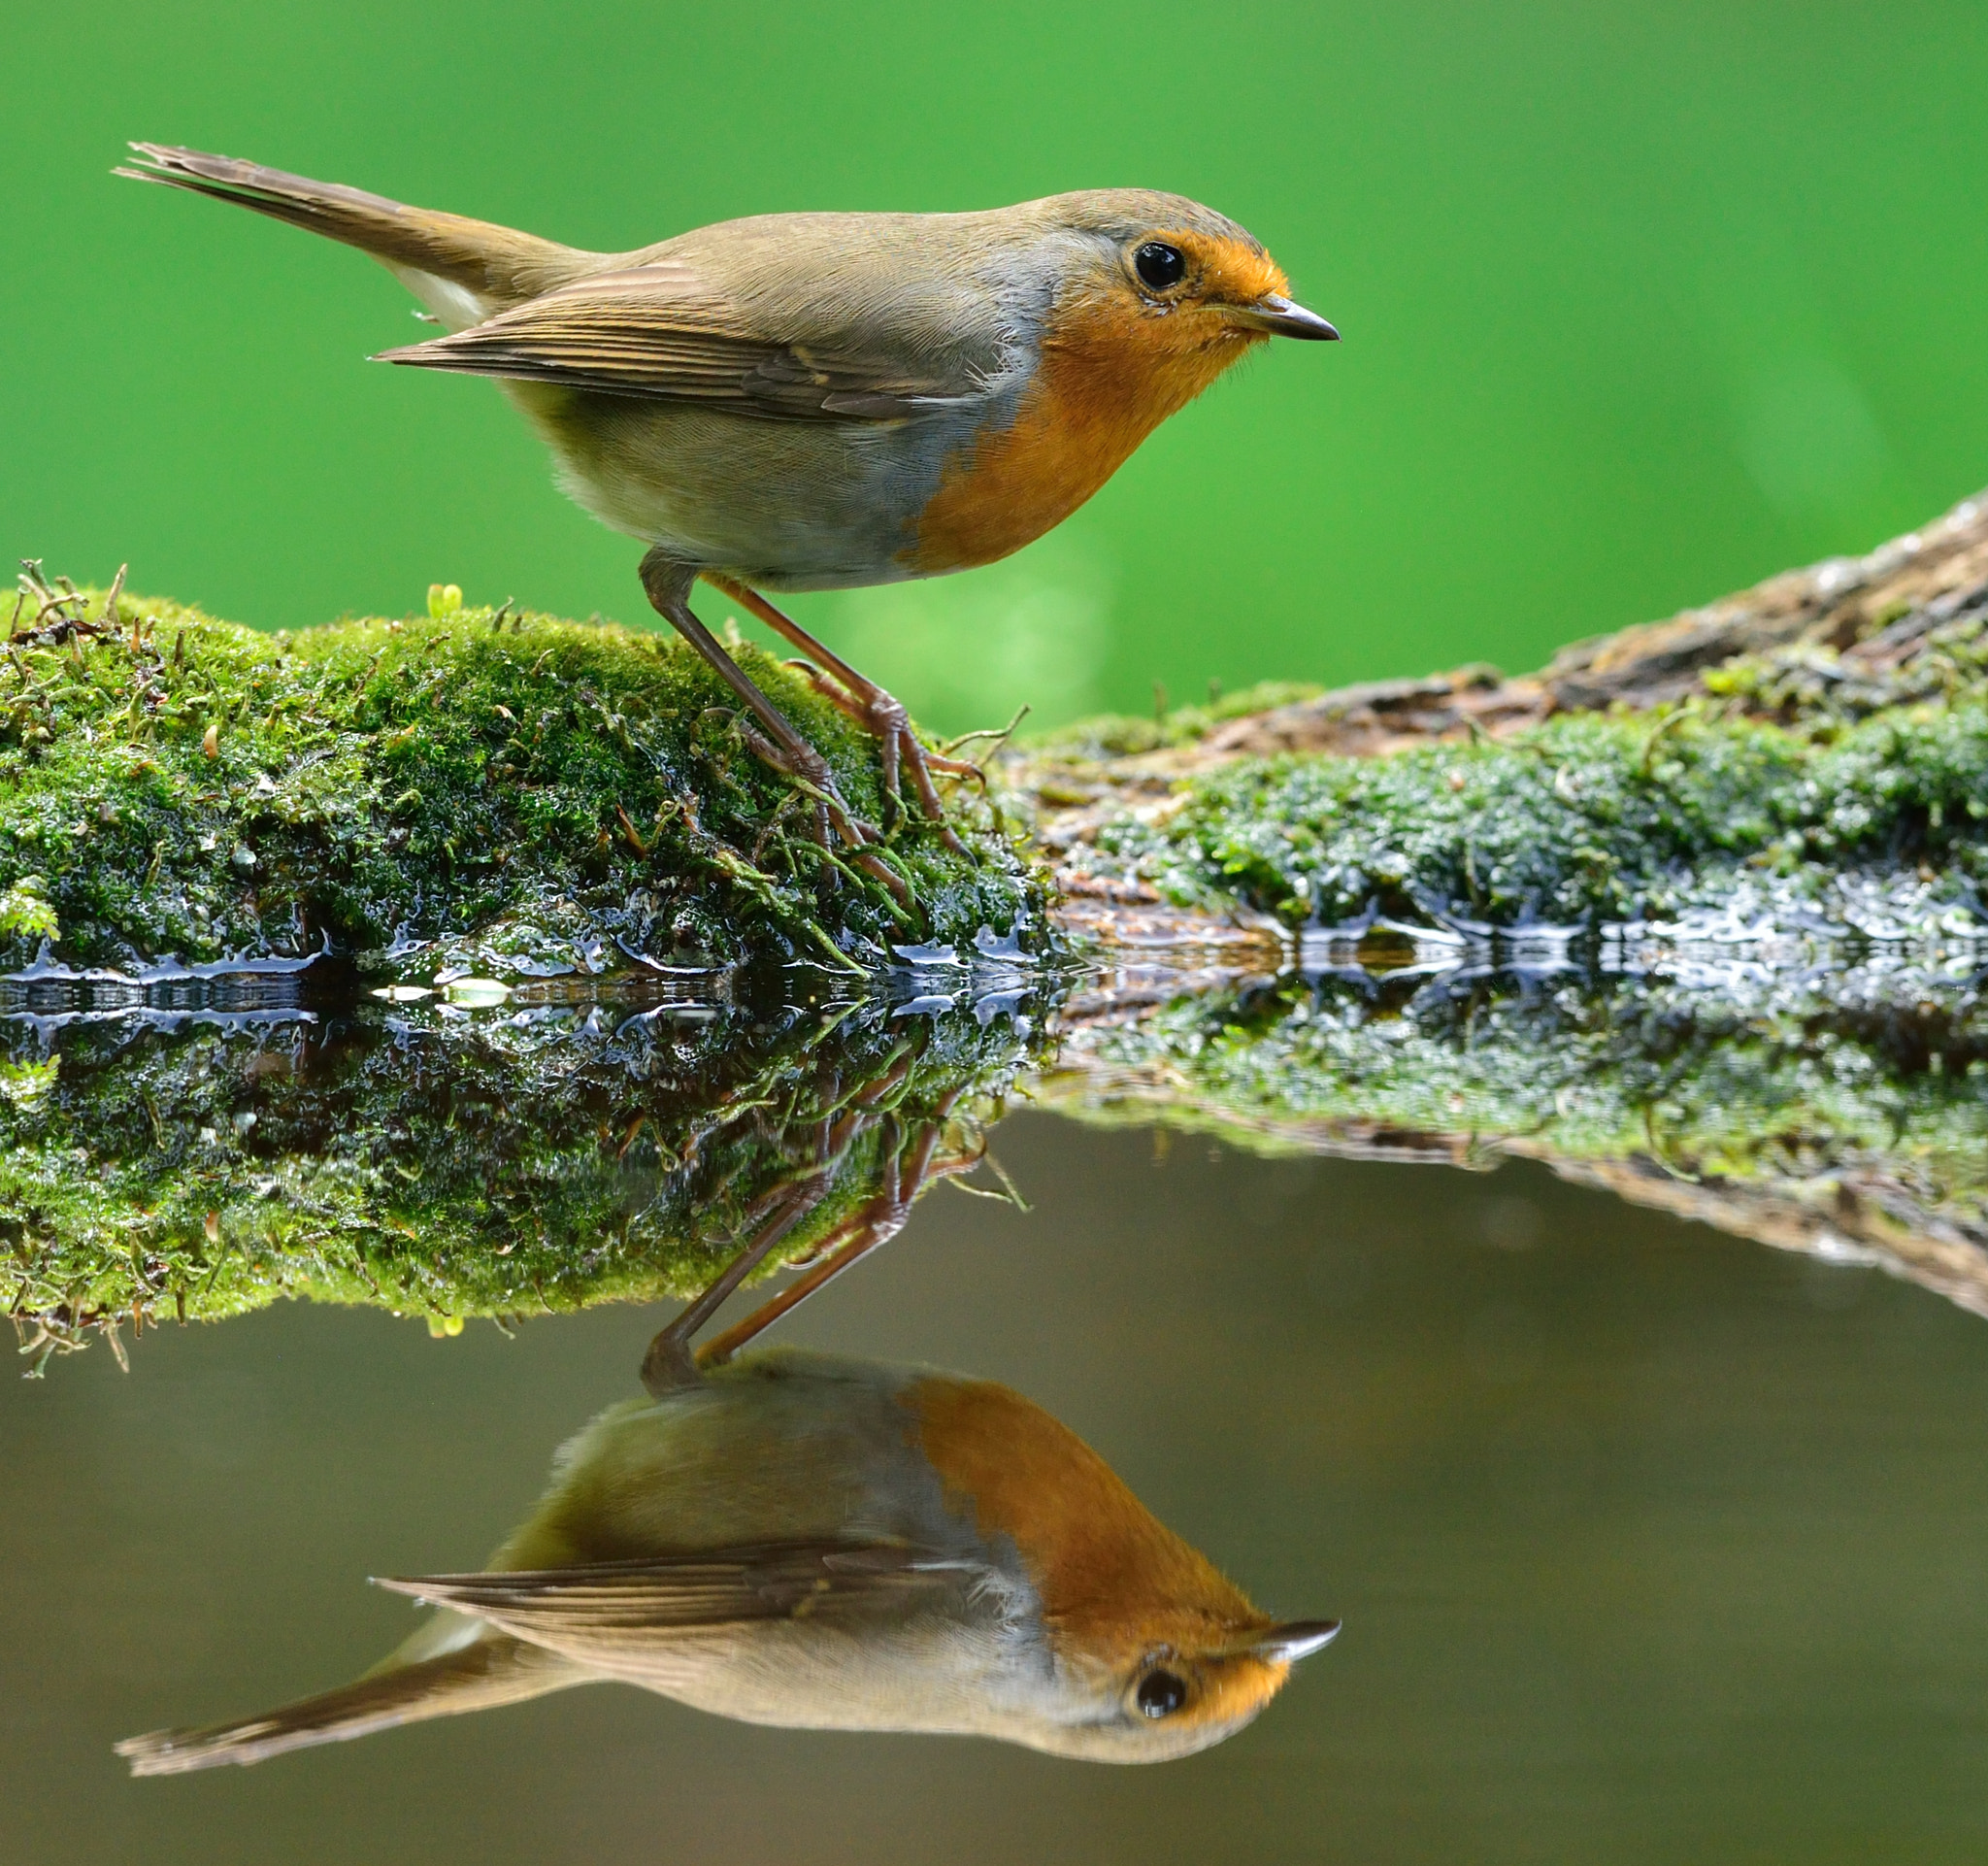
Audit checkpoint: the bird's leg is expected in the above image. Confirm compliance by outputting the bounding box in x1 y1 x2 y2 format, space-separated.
639 550 874 850
639 1089 884 1394
703 575 982 849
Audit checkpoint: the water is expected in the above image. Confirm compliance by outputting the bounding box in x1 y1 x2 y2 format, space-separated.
8 1097 1988 1861
7 4 1988 729
9 5 1988 1847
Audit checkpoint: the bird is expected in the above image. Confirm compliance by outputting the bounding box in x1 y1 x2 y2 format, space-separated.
116 1213 1339 1773
116 1349 1339 1772
117 145 1337 850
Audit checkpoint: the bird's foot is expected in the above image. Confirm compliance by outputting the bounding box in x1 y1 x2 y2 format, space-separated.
790 664 982 852
731 717 911 904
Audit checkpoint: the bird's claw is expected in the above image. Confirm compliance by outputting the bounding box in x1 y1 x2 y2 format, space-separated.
733 718 879 849
793 666 975 852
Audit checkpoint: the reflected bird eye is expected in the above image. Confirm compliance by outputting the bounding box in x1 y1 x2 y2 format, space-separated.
1137 1670 1189 1718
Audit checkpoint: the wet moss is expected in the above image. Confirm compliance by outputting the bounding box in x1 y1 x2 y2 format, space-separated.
0 577 1045 979
1063 699 1988 931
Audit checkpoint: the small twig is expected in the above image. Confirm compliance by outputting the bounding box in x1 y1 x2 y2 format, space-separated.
944 703 1030 759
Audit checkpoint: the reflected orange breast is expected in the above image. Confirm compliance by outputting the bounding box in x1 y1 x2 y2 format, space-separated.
904 1374 1266 1675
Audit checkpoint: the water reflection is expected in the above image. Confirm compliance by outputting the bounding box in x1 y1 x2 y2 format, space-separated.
1 959 1049 1361
117 1250 1336 1772
7 909 1985 1364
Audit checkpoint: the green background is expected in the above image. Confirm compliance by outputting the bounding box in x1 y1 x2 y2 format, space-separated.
6 0 1987 730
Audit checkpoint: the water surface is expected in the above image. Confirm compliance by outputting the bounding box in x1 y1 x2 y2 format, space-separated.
8 1113 1988 1862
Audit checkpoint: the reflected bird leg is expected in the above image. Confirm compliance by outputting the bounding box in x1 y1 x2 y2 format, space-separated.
697 1093 978 1369
640 1174 832 1396
703 574 982 850
639 1089 888 1394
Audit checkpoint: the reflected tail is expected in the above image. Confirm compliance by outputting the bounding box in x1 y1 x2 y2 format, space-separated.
116 1635 581 1776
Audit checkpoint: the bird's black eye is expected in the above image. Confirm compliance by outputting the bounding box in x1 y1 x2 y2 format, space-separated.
1134 242 1186 291
1137 1669 1189 1719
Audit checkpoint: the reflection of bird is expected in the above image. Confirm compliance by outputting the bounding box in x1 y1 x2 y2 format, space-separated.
117 1349 1337 1771
118 146 1336 845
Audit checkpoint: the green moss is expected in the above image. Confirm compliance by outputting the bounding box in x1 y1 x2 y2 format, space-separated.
1066 699 1988 929
0 582 1046 979
2 972 1045 1369
1702 608 1988 722
11 562 1988 1361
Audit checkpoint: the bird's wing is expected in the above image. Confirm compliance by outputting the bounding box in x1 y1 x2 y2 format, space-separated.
376 1539 962 1663
374 260 987 419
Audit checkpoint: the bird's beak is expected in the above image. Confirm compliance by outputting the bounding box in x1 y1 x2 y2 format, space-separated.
1245 1619 1342 1663
1233 294 1341 341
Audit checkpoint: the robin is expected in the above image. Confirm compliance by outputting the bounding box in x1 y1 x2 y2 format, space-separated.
116 1209 1338 1772
118 145 1337 849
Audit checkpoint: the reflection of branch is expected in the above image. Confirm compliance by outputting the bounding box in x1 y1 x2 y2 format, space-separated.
1038 985 1988 1321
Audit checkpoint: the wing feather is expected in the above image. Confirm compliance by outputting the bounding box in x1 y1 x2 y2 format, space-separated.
376 1539 963 1660
375 261 982 420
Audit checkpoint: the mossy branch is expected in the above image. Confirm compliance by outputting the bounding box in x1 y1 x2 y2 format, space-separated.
5 483 1988 1360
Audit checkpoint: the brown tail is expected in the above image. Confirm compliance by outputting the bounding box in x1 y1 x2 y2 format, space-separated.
116 144 593 311
116 1635 581 1776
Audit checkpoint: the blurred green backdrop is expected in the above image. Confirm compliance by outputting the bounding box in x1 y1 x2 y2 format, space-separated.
5 1 1986 732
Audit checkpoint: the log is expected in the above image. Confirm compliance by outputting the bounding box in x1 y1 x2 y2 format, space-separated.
1019 484 1988 1317
4 485 1985 1357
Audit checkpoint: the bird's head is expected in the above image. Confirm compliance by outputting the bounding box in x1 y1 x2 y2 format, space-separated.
1022 1615 1342 1763
909 1372 1339 1763
1016 189 1335 425
1044 190 1333 338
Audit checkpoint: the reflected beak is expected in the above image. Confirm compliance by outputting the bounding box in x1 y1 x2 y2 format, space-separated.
1235 295 1341 341
1249 1619 1342 1663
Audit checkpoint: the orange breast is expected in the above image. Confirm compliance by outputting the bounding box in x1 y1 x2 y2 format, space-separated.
907 294 1261 577
904 1374 1267 1674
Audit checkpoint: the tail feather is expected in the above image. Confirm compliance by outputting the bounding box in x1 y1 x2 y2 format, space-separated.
116 144 593 313
116 1635 581 1776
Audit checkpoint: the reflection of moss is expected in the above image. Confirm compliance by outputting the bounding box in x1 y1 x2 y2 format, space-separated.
2 978 1043 1367
1058 964 1984 1175
0 583 1044 978
1045 955 1988 1305
1064 701 1988 929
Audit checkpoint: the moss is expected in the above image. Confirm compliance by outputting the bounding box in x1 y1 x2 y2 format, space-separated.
1703 608 1988 724
1024 681 1328 761
1061 699 1988 931
0 579 1047 980
2 967 1046 1368
10 555 1988 1361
